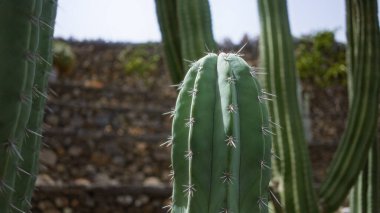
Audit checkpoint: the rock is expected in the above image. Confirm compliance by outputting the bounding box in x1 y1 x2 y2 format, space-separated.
68 146 83 157
36 174 55 186
39 149 57 166
73 178 91 186
94 173 119 186
143 177 163 187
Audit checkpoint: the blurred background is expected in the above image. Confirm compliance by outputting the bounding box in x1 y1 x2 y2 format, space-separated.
32 0 378 212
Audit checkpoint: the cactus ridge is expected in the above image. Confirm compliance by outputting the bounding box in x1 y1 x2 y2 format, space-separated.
170 53 272 213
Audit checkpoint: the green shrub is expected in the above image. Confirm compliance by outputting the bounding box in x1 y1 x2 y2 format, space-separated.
118 44 161 76
295 31 347 87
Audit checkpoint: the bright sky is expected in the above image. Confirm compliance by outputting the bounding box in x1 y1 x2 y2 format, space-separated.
54 0 379 43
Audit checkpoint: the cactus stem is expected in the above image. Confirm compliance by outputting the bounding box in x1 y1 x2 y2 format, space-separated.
225 136 237 148
183 184 196 197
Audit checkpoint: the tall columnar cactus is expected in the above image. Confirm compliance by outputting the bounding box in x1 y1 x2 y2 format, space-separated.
258 0 380 212
0 0 58 212
257 0 319 212
155 0 217 84
347 0 380 212
13 0 58 211
0 1 40 212
168 53 272 212
318 0 379 210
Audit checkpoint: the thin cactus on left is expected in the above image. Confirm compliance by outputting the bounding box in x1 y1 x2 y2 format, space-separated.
0 0 58 212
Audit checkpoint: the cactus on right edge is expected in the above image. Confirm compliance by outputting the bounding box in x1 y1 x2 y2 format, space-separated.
168 53 272 212
258 0 380 212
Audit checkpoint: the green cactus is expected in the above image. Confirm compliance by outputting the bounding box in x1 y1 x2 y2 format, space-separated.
12 0 58 211
258 0 319 212
258 0 379 212
318 0 379 210
0 1 41 212
0 0 57 212
155 0 217 84
350 140 379 213
168 53 272 212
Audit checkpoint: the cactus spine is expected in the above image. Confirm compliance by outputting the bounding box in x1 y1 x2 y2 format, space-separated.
0 1 58 211
155 0 217 84
13 0 58 211
169 53 272 212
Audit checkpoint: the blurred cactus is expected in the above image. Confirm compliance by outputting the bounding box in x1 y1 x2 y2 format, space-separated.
155 0 217 84
168 53 272 212
52 40 76 76
0 0 57 212
257 0 319 212
258 0 379 212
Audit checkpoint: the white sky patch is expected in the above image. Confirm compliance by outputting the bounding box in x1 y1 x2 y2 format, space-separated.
54 0 379 43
